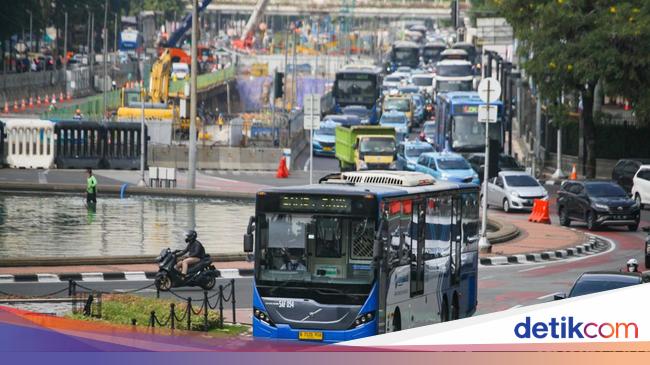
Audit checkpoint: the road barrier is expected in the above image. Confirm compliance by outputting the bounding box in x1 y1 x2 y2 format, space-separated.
104 122 147 170
528 199 551 224
42 90 121 122
3 119 55 169
54 121 104 169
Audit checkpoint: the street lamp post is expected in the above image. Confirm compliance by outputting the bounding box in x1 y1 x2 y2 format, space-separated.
63 12 68 73
103 0 109 119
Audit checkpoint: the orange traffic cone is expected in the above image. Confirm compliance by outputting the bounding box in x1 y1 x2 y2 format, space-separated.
36 95 41 106
276 156 289 178
28 97 33 109
66 91 72 101
43 95 49 105
3 101 9 113
51 94 57 104
624 99 631 111
59 92 64 102
569 164 577 180
20 99 26 111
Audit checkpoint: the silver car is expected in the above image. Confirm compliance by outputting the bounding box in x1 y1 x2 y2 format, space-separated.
484 171 549 212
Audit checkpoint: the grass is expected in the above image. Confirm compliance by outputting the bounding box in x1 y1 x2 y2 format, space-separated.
67 294 249 337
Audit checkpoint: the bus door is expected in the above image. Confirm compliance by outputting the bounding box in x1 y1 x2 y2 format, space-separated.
410 199 425 296
450 195 462 285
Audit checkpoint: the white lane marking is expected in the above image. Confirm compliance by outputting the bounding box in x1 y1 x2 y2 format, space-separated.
537 292 562 300
303 158 310 172
508 305 523 310
481 275 494 280
518 265 547 273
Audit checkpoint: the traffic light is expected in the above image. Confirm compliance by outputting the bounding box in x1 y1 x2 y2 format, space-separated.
488 139 500 180
451 0 458 29
274 71 285 99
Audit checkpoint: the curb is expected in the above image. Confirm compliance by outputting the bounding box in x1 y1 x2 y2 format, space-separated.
0 182 257 200
0 269 254 284
0 253 248 268
479 235 605 266
486 218 520 244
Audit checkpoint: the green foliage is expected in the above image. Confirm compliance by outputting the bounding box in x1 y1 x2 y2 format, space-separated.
68 294 249 336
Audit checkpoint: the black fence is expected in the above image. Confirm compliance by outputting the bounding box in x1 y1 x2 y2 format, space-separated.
53 121 147 170
0 279 238 333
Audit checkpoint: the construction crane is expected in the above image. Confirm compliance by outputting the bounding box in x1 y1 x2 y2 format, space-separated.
160 0 213 63
232 0 271 49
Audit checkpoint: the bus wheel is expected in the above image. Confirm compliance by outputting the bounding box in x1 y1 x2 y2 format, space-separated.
440 297 449 322
392 308 402 332
452 294 460 320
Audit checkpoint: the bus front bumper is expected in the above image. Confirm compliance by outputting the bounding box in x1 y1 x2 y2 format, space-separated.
253 317 377 344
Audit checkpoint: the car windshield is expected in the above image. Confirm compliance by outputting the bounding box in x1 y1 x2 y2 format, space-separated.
585 183 627 198
436 64 473 77
569 276 639 297
381 116 406 125
437 80 473 92
317 126 335 136
406 146 433 157
412 76 433 86
257 213 375 285
385 76 401 82
452 115 501 149
505 175 539 187
360 138 395 153
343 108 368 117
437 158 470 170
384 99 409 111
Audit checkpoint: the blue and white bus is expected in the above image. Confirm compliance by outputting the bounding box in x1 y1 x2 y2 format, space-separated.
435 91 504 153
332 64 383 125
387 41 420 72
244 171 480 343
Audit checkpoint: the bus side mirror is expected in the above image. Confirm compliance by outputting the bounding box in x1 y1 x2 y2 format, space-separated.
374 217 387 261
243 216 255 253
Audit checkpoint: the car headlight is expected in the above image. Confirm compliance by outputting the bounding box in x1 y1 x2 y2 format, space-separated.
510 191 520 198
406 162 414 169
254 308 275 327
593 203 609 211
632 200 641 209
441 172 449 179
312 141 321 148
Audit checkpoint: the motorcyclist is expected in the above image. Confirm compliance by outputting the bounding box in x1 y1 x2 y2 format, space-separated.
175 230 207 278
625 258 640 273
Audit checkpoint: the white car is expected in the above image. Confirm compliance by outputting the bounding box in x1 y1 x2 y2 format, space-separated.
171 62 190 80
483 171 548 212
631 164 650 208
411 73 435 95
382 75 402 91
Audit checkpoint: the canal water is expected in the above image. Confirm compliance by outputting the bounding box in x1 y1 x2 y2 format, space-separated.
0 193 254 258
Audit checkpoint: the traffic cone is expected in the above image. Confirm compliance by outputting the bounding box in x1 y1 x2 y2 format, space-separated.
276 156 289 178
66 91 72 101
20 99 26 111
3 101 8 113
59 92 64 102
28 97 33 109
36 95 41 106
569 164 577 180
13 100 18 112
51 94 56 104
624 99 631 111
43 95 49 105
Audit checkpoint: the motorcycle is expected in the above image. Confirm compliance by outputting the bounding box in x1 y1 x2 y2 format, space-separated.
154 248 219 291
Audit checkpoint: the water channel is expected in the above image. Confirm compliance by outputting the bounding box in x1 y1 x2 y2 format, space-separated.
0 193 254 258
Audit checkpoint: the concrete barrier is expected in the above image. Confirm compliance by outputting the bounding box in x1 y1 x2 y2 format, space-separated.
148 144 282 170
4 119 55 169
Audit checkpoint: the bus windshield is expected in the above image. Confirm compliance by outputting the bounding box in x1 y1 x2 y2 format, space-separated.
257 213 375 285
335 78 377 105
451 115 501 150
393 48 419 66
437 80 473 92
412 76 433 86
436 64 473 77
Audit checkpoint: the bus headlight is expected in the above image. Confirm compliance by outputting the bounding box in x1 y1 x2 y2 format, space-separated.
350 312 375 328
254 308 275 327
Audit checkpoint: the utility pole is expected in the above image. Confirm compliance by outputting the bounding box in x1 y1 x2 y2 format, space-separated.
90 13 95 78
103 0 109 119
188 0 199 189
26 10 32 72
63 12 68 73
283 19 289 111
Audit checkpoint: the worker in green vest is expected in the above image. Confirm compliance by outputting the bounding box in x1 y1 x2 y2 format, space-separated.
86 168 98 205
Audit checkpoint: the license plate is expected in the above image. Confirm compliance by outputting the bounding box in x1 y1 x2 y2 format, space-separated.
323 147 332 151
299 331 323 341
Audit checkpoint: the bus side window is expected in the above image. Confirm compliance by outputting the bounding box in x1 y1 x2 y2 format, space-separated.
400 199 413 266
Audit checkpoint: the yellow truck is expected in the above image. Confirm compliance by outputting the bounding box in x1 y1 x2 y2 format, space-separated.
335 125 397 171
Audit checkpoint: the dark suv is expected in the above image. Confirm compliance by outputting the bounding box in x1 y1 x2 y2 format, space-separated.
557 180 640 231
612 159 650 193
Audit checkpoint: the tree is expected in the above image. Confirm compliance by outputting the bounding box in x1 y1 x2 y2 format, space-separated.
494 0 650 177
126 0 186 21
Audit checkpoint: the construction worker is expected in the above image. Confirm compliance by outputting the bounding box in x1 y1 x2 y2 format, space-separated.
86 168 98 206
218 112 225 131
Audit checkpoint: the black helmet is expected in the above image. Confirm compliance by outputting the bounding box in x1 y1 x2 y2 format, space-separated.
184 230 197 243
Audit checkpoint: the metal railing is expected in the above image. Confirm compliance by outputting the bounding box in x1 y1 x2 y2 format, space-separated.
40 90 121 121
168 66 236 95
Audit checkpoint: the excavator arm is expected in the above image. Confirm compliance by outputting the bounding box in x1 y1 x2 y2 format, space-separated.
239 0 271 43
149 49 172 104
